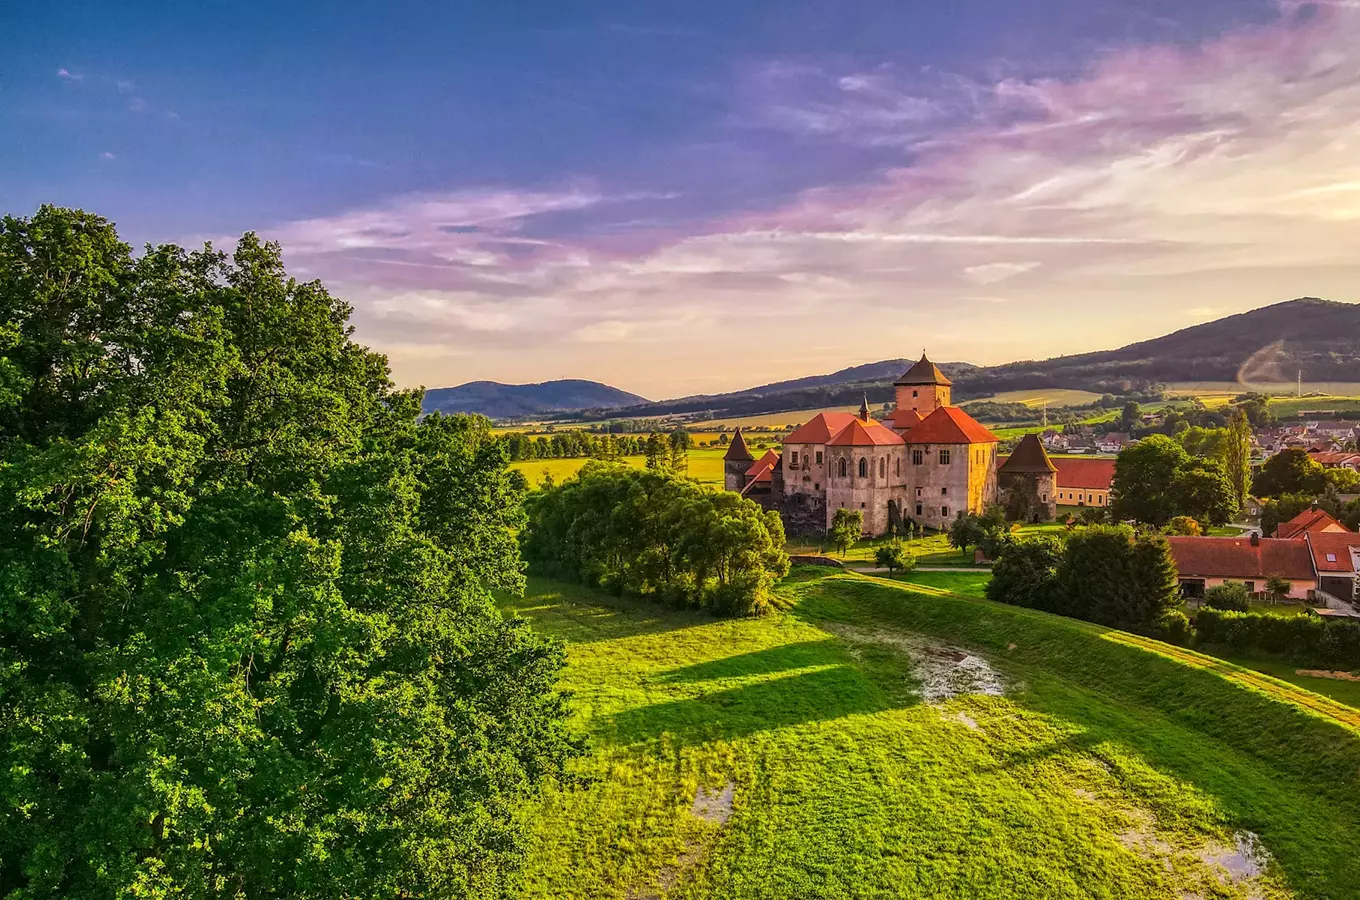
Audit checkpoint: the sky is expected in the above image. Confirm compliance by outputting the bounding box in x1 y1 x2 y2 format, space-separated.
5 1 1360 400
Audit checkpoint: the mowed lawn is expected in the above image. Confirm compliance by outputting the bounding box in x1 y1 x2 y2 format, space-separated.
502 572 1360 899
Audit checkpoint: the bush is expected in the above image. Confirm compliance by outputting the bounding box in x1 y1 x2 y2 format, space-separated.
1163 515 1202 536
986 536 1064 613
1151 609 1194 646
1204 581 1251 612
874 541 915 576
521 464 789 615
1195 608 1360 668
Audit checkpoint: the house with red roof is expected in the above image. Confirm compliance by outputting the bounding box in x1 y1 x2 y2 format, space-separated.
738 354 1000 536
1051 458 1116 508
1274 506 1349 539
1167 533 1318 600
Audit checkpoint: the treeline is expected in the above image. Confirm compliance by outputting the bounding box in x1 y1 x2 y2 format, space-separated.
521 464 789 615
500 428 692 463
987 526 1185 635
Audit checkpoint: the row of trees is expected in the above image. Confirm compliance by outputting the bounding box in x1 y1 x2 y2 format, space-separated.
499 428 691 465
0 207 576 897
987 526 1182 631
520 464 790 615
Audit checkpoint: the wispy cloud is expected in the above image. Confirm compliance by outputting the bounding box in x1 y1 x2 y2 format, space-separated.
249 3 1360 395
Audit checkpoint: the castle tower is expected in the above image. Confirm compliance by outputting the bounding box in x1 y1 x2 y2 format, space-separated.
997 432 1057 523
723 428 755 492
894 352 952 417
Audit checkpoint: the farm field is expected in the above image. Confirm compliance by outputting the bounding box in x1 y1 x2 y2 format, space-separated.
686 405 864 430
961 389 1105 408
503 572 1360 899
511 448 731 487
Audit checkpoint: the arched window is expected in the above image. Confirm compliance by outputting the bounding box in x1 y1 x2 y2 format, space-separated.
858 457 868 478
838 458 847 478
879 457 886 477
895 458 901 476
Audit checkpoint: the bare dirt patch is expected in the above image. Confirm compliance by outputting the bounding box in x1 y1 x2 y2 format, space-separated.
821 621 1007 702
630 782 735 900
1296 668 1360 682
691 782 735 825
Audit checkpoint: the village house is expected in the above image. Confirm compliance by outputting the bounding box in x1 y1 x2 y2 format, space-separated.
1167 533 1317 601
1309 450 1360 471
1095 432 1132 454
724 354 999 536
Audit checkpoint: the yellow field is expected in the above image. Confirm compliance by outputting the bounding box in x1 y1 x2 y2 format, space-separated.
960 389 1104 408
510 448 730 487
687 405 864 430
1167 381 1360 396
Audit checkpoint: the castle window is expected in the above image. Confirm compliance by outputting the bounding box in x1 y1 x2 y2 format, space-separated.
939 449 951 465
912 450 923 465
895 458 901 476
814 483 820 490
915 487 922 497
915 503 923 516
912 390 919 398
790 451 798 466
858 458 868 478
1042 494 1048 502
861 503 866 508
879 457 886 477
838 458 847 478
941 487 948 496
942 505 950 518
816 451 823 465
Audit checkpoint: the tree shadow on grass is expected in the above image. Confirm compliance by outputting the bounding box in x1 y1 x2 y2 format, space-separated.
602 664 916 746
657 641 844 684
500 579 713 645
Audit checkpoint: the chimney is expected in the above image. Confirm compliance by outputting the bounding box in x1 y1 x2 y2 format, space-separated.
1250 532 1261 547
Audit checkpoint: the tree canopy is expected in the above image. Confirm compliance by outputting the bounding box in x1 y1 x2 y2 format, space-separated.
0 206 575 899
1110 435 1237 526
1252 448 1328 499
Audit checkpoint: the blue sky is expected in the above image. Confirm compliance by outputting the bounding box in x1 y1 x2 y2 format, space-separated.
5 1 1359 398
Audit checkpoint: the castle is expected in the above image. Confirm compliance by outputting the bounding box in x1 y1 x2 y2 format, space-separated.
724 354 1000 536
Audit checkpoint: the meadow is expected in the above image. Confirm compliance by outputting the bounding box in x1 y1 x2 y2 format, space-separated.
511 448 732 487
503 571 1360 899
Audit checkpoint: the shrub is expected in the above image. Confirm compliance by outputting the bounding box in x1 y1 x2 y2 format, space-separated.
1163 515 1202 536
521 464 789 615
874 541 914 576
1151 609 1194 646
987 537 1064 613
1195 608 1360 669
1204 581 1251 612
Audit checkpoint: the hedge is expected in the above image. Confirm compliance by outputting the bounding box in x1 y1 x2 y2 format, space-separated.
1195 608 1360 669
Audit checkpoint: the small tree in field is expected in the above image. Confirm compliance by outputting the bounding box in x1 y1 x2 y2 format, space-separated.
948 513 986 556
874 540 914 576
1163 515 1202 536
1265 574 1293 604
830 508 864 556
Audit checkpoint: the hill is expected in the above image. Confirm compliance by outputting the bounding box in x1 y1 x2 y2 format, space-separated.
421 379 647 419
502 570 1360 898
567 298 1360 422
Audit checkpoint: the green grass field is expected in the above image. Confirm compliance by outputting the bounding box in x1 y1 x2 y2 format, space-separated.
502 572 1360 899
511 448 730 487
961 389 1106 408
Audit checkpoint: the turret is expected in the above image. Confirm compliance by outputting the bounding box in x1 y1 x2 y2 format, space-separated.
893 352 952 416
723 428 755 492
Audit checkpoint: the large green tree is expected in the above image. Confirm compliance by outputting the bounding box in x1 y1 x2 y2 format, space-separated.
1110 435 1236 526
0 206 575 899
1253 448 1328 498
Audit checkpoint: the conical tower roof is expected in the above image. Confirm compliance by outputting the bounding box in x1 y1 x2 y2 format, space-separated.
859 393 870 420
998 433 1057 474
894 353 952 386
723 427 754 462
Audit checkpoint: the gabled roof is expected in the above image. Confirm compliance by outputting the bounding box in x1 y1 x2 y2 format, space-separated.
883 407 924 431
1166 536 1315 581
723 428 754 462
1275 507 1351 539
1052 458 1116 491
1307 532 1360 574
1310 451 1360 466
998 433 1057 474
783 411 860 445
894 353 952 387
828 417 905 447
903 406 998 445
744 450 780 484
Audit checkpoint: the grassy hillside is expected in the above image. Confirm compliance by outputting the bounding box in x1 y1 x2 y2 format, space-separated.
423 378 648 418
502 572 1360 899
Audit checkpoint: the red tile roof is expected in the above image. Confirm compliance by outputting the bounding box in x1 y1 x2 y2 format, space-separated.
1308 451 1360 467
1307 532 1360 574
828 417 906 447
1275 508 1350 539
902 406 998 445
884 407 924 431
1052 458 1116 491
1166 536 1316 581
745 450 780 482
783 412 860 445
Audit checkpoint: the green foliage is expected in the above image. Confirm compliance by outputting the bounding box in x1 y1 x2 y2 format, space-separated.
0 206 576 899
1163 515 1202 536
985 536 1063 612
1265 574 1293 603
1196 608 1360 669
1077 505 1108 526
1204 582 1252 612
948 506 1007 556
1253 448 1328 499
1111 435 1236 526
1151 609 1194 646
520 464 789 615
873 539 914 576
829 507 863 556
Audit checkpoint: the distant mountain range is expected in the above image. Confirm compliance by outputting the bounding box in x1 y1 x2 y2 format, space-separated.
422 379 647 419
422 298 1360 421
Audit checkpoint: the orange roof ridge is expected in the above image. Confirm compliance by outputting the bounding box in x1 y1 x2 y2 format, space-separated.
903 406 998 445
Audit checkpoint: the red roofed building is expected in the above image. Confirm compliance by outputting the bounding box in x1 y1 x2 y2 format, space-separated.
1275 507 1349 539
763 360 1000 536
1167 534 1317 600
1051 458 1116 508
